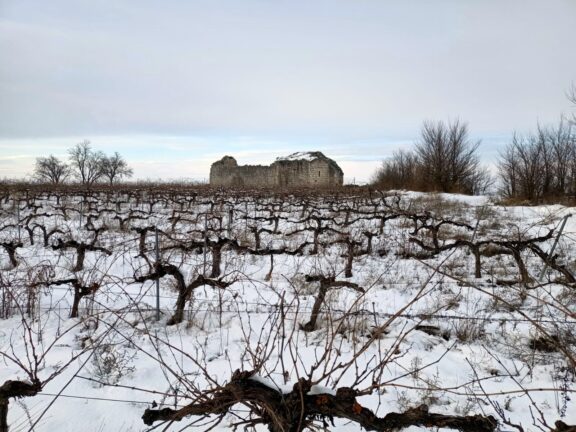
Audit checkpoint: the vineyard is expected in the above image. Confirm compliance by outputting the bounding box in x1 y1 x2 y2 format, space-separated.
0 185 575 431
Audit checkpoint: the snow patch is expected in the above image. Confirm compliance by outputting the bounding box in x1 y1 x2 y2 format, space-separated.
249 376 336 396
276 152 320 162
308 385 336 396
250 374 292 394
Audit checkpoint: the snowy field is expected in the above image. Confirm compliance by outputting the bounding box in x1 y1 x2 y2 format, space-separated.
0 187 575 431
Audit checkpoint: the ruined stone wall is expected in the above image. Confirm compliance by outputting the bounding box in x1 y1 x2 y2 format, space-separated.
209 156 239 187
274 159 342 187
209 153 344 188
234 165 276 187
209 158 275 187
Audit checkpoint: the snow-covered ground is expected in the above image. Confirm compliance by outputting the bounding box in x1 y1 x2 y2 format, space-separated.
0 189 575 431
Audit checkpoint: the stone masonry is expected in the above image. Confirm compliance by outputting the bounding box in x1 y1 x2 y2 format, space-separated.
209 151 344 188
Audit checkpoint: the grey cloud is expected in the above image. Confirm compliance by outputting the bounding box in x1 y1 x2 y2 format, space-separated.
0 0 575 183
1 0 575 140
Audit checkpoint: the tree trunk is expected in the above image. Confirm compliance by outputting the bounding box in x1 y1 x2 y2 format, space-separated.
311 230 319 255
345 241 355 278
301 282 328 332
6 248 17 269
471 246 481 278
210 244 223 278
1 243 21 269
138 230 147 256
264 254 274 282
168 286 190 326
73 246 86 272
252 228 260 250
364 232 374 254
510 248 531 284
70 288 82 318
142 370 498 432
0 398 8 432
25 227 35 245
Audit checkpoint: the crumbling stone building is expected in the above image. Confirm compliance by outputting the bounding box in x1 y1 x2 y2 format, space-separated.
209 152 344 188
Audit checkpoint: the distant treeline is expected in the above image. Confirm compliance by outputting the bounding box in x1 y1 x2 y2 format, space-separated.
372 119 576 202
33 140 133 186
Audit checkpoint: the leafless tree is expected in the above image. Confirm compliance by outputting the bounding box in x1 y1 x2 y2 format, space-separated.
68 140 105 186
373 121 489 195
467 165 494 195
414 120 482 194
498 132 543 201
372 150 419 190
498 122 575 201
33 155 70 184
548 122 575 195
101 152 133 185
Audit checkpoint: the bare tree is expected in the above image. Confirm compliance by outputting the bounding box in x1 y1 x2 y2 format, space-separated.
415 120 481 194
499 133 543 201
498 122 575 202
373 120 489 194
33 155 70 184
548 122 575 195
101 152 133 185
68 140 105 186
372 150 419 190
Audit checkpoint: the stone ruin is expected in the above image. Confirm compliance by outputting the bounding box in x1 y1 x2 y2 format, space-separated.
209 151 344 188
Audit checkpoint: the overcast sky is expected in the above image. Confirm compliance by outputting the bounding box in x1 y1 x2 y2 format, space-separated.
1 0 575 183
